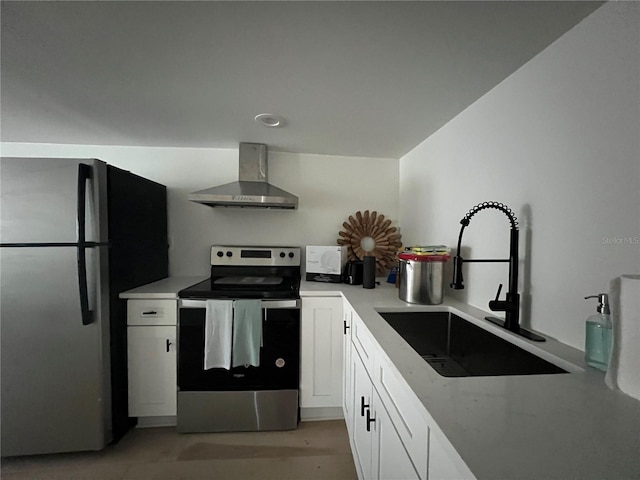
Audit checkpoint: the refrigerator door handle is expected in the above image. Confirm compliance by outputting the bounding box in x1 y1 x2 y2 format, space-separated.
77 163 93 325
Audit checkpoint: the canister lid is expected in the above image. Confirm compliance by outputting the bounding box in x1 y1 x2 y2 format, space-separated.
397 253 451 262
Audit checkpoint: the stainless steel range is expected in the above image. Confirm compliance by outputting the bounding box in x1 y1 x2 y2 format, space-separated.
177 246 301 433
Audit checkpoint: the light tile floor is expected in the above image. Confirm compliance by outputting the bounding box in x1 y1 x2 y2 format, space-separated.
1 420 357 480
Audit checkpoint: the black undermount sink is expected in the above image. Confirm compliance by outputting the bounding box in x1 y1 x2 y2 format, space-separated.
379 311 568 377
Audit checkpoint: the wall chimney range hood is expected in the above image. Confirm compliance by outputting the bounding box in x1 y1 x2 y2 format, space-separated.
188 143 298 209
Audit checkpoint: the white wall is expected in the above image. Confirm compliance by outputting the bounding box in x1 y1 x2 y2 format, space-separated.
3 2 637 351
399 2 640 349
0 143 399 276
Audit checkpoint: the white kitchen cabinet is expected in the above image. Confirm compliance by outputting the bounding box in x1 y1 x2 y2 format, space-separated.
343 299 354 436
127 299 177 418
351 344 420 480
373 352 428 477
372 389 421 480
352 346 374 479
300 296 344 419
127 325 176 417
343 298 471 480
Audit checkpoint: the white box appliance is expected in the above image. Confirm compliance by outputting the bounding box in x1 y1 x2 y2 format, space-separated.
305 246 347 283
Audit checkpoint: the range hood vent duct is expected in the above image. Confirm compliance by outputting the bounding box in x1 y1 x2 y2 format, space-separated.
188 143 298 209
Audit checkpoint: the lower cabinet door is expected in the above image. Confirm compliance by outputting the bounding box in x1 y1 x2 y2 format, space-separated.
352 348 374 480
127 326 177 417
351 346 421 480
372 389 420 480
300 296 344 408
343 302 354 435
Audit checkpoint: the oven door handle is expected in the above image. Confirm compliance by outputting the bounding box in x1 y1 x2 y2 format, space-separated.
178 299 300 309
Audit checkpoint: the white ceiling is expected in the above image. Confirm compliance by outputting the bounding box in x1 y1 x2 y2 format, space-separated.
1 1 603 159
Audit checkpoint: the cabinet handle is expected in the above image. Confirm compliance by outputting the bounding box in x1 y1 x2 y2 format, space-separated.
366 409 376 432
166 339 172 352
344 320 350 335
142 310 158 315
360 396 370 417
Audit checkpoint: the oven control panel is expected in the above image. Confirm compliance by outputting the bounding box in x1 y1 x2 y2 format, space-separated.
210 246 300 266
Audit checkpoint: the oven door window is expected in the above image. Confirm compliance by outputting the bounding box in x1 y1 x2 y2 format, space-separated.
178 308 300 391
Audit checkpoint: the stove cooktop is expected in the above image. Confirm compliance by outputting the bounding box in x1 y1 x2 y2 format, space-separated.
178 277 300 300
179 246 302 300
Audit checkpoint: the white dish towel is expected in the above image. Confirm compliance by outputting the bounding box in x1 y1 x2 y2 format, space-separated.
605 274 640 400
204 299 233 370
232 299 263 368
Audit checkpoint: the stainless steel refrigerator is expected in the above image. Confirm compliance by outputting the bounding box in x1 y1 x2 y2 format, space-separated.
0 157 168 456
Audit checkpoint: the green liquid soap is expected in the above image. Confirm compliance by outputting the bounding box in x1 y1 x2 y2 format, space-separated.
585 319 612 371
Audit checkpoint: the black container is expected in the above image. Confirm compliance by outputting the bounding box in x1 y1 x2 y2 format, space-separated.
343 261 363 285
363 256 376 289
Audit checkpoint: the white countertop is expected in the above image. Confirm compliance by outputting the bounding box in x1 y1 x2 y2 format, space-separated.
119 276 206 299
301 280 640 480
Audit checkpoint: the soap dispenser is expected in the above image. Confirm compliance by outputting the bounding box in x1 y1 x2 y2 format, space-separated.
584 293 613 371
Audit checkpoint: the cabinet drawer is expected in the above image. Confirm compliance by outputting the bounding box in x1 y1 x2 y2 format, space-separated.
374 354 428 478
127 299 177 326
351 314 376 378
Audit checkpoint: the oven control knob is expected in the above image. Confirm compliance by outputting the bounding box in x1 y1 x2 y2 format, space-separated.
226 251 232 257
216 251 224 257
280 252 285 258
288 252 295 258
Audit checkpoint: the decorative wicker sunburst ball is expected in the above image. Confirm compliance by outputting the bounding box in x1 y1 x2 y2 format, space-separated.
337 210 402 273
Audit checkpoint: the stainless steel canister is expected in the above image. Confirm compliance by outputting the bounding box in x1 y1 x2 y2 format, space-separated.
398 253 450 305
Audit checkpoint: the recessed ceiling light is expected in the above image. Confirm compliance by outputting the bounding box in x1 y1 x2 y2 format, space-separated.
254 113 286 128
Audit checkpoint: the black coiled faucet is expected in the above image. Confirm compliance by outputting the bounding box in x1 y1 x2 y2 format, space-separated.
451 201 544 342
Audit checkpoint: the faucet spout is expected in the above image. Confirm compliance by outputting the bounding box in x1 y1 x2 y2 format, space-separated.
450 220 468 289
487 228 521 330
450 255 465 289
